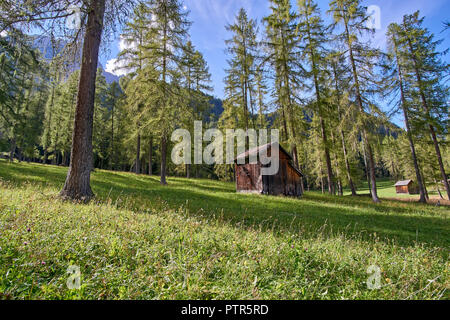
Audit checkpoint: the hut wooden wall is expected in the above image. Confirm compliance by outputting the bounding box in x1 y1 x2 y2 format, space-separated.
396 186 409 194
396 184 419 195
235 146 302 197
285 164 302 196
235 163 262 193
261 154 302 197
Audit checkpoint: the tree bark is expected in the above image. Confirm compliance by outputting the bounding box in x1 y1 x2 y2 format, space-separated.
60 0 106 201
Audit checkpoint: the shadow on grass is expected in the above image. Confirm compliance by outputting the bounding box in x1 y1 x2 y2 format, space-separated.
1 160 449 248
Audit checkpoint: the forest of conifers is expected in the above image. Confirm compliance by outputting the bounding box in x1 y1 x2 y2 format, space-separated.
0 0 449 203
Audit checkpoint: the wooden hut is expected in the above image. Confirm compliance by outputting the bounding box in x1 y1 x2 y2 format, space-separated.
395 180 419 195
235 142 303 197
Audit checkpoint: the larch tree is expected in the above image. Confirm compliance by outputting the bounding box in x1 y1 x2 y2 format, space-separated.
116 2 152 174
399 12 449 200
327 52 357 195
60 0 107 200
144 0 190 185
224 8 259 133
180 41 212 178
2 0 136 201
297 0 335 194
264 0 305 171
385 23 427 203
329 0 382 202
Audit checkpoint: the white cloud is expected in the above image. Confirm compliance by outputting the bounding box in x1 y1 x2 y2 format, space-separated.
105 36 137 77
105 58 130 77
0 30 7 38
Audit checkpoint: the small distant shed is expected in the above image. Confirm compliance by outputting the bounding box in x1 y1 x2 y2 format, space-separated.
395 180 419 195
235 142 303 197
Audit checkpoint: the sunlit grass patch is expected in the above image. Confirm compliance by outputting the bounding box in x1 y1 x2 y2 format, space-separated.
0 160 448 299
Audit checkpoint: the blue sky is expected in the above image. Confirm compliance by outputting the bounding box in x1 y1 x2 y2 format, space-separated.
102 0 450 100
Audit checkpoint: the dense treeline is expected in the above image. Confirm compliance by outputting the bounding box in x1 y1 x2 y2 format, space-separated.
0 0 448 202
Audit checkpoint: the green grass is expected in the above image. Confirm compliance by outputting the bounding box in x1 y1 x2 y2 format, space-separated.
0 159 448 300
344 178 442 199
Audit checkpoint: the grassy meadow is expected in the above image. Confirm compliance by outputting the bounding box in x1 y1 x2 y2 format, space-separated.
0 159 448 299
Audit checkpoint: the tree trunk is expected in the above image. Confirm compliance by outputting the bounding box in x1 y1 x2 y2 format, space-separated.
44 84 55 165
299 176 305 195
290 144 299 169
63 153 68 167
60 0 106 201
341 131 356 196
434 178 444 200
321 177 324 194
160 135 168 185
135 133 141 174
186 164 190 179
110 100 114 170
9 138 15 162
43 149 48 164
419 166 429 200
148 136 153 176
360 137 371 192
319 164 325 194
319 116 334 194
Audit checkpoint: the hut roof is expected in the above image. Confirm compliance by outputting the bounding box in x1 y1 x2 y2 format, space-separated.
235 142 303 177
395 180 413 187
235 142 292 162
